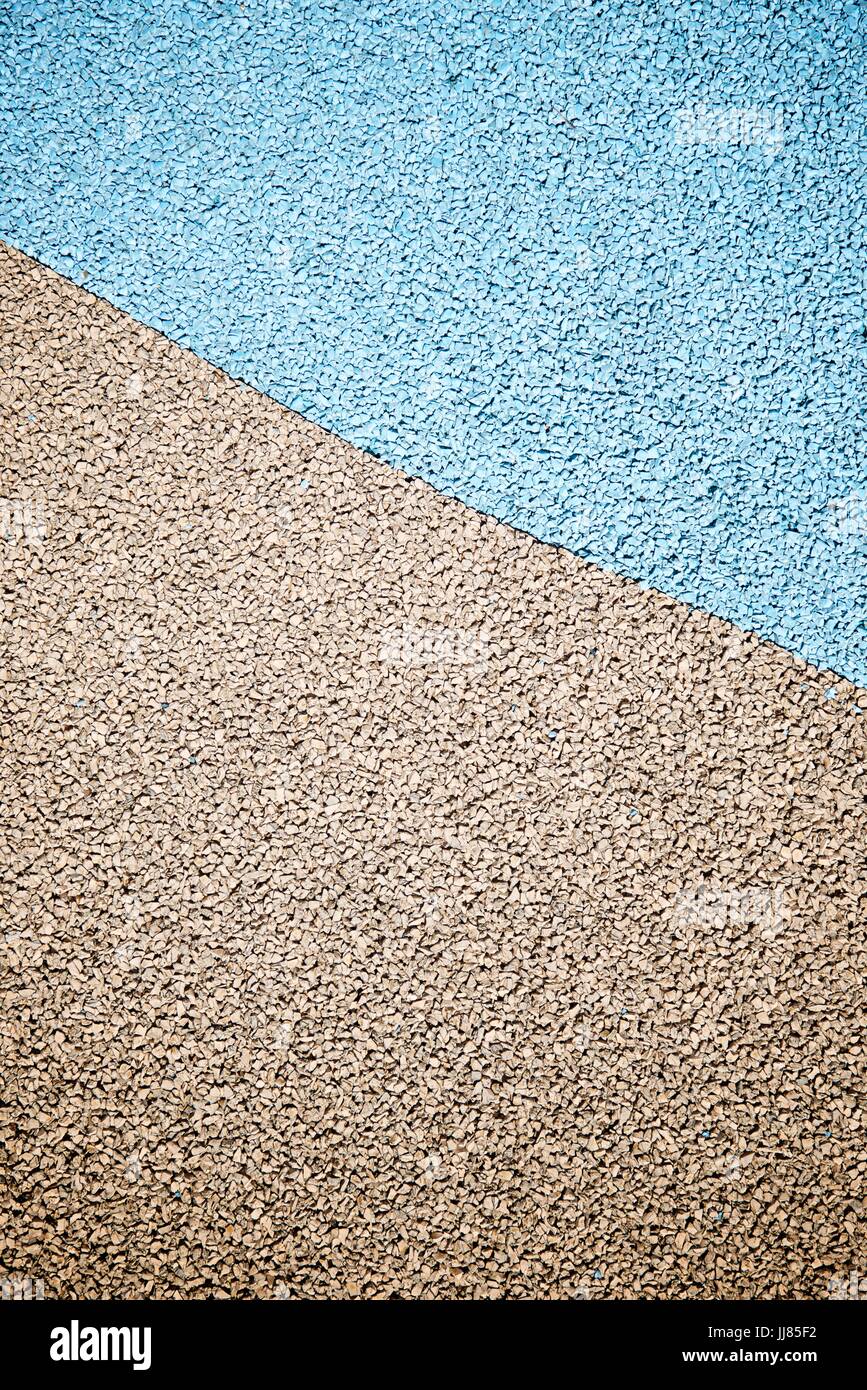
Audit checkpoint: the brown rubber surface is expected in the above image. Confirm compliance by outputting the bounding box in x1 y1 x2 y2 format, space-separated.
2 243 864 1298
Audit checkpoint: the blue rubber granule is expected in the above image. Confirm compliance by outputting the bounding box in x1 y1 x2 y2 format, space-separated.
0 0 865 685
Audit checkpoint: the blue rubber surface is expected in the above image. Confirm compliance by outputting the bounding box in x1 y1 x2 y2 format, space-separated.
1 0 865 684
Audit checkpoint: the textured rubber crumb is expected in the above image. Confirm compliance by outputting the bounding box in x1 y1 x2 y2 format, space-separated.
1 0 865 684
1 243 865 1300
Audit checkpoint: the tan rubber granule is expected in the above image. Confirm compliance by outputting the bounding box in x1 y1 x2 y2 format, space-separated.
1 242 864 1300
